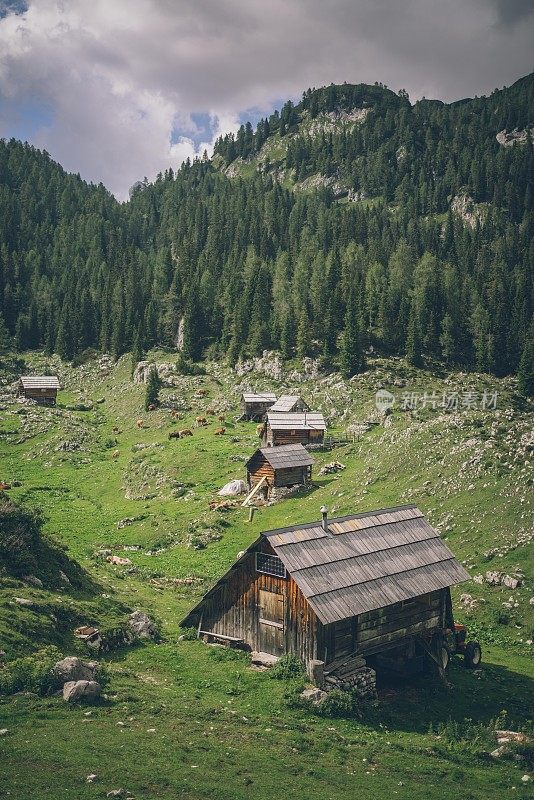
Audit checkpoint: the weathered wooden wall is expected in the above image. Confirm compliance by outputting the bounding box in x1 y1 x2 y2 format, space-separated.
319 590 446 662
264 428 324 446
20 387 58 405
191 540 319 664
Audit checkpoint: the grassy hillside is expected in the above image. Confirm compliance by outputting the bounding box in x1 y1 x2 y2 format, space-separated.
0 350 532 799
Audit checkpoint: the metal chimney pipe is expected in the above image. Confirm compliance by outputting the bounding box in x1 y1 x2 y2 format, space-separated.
320 505 328 532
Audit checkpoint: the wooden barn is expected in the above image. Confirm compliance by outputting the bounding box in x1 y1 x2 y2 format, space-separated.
245 444 314 498
269 395 310 413
240 392 277 421
262 411 326 447
18 375 60 406
181 505 470 681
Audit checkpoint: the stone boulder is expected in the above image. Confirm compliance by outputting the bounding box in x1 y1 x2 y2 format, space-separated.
52 656 98 685
300 687 327 705
63 680 101 703
128 611 158 640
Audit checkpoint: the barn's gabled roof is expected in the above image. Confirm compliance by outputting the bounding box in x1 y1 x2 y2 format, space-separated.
20 375 60 390
266 411 326 431
264 505 469 624
242 392 277 404
246 443 314 470
180 504 469 628
269 395 307 413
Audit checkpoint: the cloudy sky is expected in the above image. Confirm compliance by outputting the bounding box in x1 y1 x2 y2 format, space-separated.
0 0 532 199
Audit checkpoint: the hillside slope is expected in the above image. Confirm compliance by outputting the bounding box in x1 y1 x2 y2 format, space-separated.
0 350 533 799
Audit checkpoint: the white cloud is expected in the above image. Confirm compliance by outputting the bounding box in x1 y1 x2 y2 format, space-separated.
0 0 532 199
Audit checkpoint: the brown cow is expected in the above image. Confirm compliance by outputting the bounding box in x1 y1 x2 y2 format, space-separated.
148 403 157 412
170 409 179 418
168 430 181 439
0 482 11 490
206 409 216 415
213 427 225 435
195 416 208 427
136 419 144 429
179 429 193 437
218 415 225 423
111 449 120 459
196 389 207 397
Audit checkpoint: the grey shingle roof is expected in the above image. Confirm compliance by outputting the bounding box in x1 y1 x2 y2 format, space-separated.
242 392 276 404
20 376 60 389
269 395 303 412
266 411 326 431
263 505 469 624
246 444 314 470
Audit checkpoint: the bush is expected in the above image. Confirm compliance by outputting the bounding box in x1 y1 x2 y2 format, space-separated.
269 653 306 680
0 496 43 576
319 688 357 717
72 347 99 366
175 353 206 376
179 627 199 641
0 646 62 696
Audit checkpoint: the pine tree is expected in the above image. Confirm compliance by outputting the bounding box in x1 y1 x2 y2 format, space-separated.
131 324 144 377
144 365 161 410
439 313 456 364
339 293 365 378
406 299 423 367
296 308 311 359
517 322 534 397
0 313 11 355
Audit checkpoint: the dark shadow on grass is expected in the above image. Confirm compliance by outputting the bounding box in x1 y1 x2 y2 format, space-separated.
372 658 534 732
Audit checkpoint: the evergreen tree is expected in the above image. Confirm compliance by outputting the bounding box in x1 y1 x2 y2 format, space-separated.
131 325 144 377
339 293 365 378
517 322 534 397
144 366 161 410
406 298 423 367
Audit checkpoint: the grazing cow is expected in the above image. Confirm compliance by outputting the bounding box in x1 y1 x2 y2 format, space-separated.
179 429 193 437
148 403 157 412
218 414 225 423
111 450 120 459
136 419 144 429
206 409 216 415
168 430 181 439
256 423 264 437
0 482 11 490
195 416 208 427
196 389 207 397
213 427 225 435
170 410 178 418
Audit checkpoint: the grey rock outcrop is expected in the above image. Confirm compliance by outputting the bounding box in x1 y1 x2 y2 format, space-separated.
52 656 98 684
128 610 158 639
63 680 101 702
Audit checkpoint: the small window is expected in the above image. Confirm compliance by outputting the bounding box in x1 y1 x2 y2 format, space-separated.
256 552 286 578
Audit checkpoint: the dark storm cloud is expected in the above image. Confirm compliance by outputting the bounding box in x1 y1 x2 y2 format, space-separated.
0 0 532 197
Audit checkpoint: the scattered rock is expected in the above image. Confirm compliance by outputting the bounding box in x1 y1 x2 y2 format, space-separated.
13 597 33 607
86 774 97 783
0 729 8 736
300 687 327 705
251 651 279 668
22 575 43 587
52 657 98 684
128 611 158 640
62 680 101 703
495 730 530 744
107 555 132 566
319 461 346 475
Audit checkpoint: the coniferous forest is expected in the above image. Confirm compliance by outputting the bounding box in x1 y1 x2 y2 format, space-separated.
0 73 532 382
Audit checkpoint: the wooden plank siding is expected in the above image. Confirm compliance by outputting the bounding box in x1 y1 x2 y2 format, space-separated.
189 540 320 664
265 428 324 447
319 589 446 663
20 387 58 405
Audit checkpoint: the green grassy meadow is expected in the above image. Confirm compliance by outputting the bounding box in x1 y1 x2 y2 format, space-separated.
0 350 532 799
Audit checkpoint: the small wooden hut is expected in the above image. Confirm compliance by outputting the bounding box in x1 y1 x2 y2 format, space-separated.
181 505 469 682
269 395 309 413
18 376 60 406
240 392 277 421
262 411 326 447
245 444 314 498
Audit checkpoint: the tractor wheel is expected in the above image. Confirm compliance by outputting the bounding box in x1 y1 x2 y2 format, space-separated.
464 641 482 668
440 644 451 671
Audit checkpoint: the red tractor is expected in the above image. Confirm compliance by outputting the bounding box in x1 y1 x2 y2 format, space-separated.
441 623 482 670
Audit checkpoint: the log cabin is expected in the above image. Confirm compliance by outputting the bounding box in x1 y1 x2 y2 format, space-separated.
18 375 60 406
181 505 470 684
262 411 326 447
269 395 310 413
240 392 277 421
245 444 314 499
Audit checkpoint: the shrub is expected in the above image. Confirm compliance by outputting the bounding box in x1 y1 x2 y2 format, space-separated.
319 688 357 717
0 496 43 576
175 353 206 376
269 654 306 680
179 627 199 641
0 646 62 696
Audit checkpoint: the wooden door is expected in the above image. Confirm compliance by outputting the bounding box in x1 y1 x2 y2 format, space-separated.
258 589 285 655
